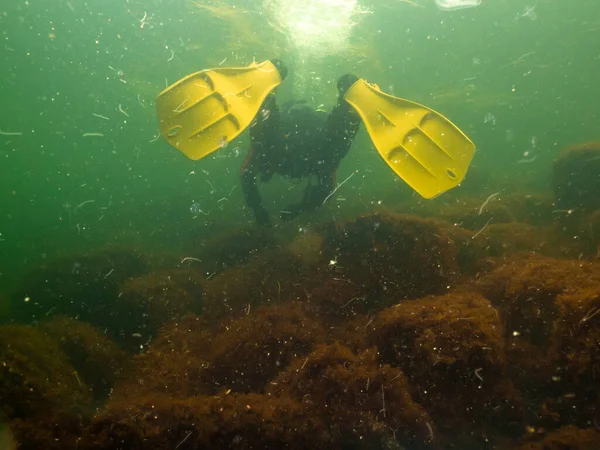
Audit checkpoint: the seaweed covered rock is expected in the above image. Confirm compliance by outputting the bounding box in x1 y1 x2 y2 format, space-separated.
85 390 402 450
476 254 600 425
0 324 93 449
541 286 600 426
82 392 298 450
196 227 277 274
307 276 369 318
118 268 205 342
0 325 91 420
398 192 555 228
268 343 434 448
109 315 214 402
436 196 516 230
109 303 323 402
579 210 600 257
204 303 324 393
286 230 325 266
557 209 600 258
552 141 600 212
83 346 432 450
501 193 557 226
9 248 148 336
368 292 523 444
472 222 553 257
202 248 311 319
39 316 129 402
321 212 460 305
9 411 84 450
517 425 600 450
477 254 600 348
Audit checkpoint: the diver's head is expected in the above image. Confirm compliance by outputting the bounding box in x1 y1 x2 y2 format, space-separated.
271 59 288 81
337 73 359 97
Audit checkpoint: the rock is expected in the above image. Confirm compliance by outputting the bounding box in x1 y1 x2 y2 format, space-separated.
202 248 310 320
471 222 553 257
321 212 460 305
0 325 91 420
517 425 600 450
476 254 600 425
542 286 600 426
268 343 434 448
39 316 129 401
368 291 523 444
118 268 205 344
204 303 324 393
10 248 148 338
83 344 432 450
552 141 600 212
197 227 277 274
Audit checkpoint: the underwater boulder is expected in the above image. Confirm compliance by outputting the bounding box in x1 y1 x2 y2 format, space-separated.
0 324 92 420
501 193 557 226
202 247 311 320
436 197 516 230
0 324 93 449
476 254 600 418
107 303 322 401
83 389 380 450
307 275 370 318
267 343 434 448
476 254 600 348
541 286 600 426
471 222 553 257
196 227 277 275
561 209 600 258
552 141 600 212
321 212 460 304
286 230 325 266
516 425 600 450
368 291 523 444
107 314 214 402
202 303 324 394
9 248 149 335
39 316 129 402
118 268 205 346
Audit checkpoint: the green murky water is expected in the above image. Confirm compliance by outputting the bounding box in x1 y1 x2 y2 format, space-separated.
1 0 598 290
1 1 600 448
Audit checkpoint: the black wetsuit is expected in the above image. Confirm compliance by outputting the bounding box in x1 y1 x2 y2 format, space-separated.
240 90 361 225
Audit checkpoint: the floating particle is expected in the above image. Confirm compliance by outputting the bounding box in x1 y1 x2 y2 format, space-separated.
190 201 202 216
435 0 482 11
517 5 537 21
530 136 537 148
483 112 496 125
260 108 270 121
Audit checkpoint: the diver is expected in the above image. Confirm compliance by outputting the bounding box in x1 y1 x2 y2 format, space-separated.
156 59 476 226
240 61 362 225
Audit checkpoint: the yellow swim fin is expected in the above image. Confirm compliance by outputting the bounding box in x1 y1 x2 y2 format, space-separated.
344 79 476 198
156 60 283 161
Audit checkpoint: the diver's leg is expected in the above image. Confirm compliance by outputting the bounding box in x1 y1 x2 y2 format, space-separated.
280 171 337 222
240 147 270 226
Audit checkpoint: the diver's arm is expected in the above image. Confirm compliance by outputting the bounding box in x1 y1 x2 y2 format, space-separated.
240 148 270 226
321 101 361 168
